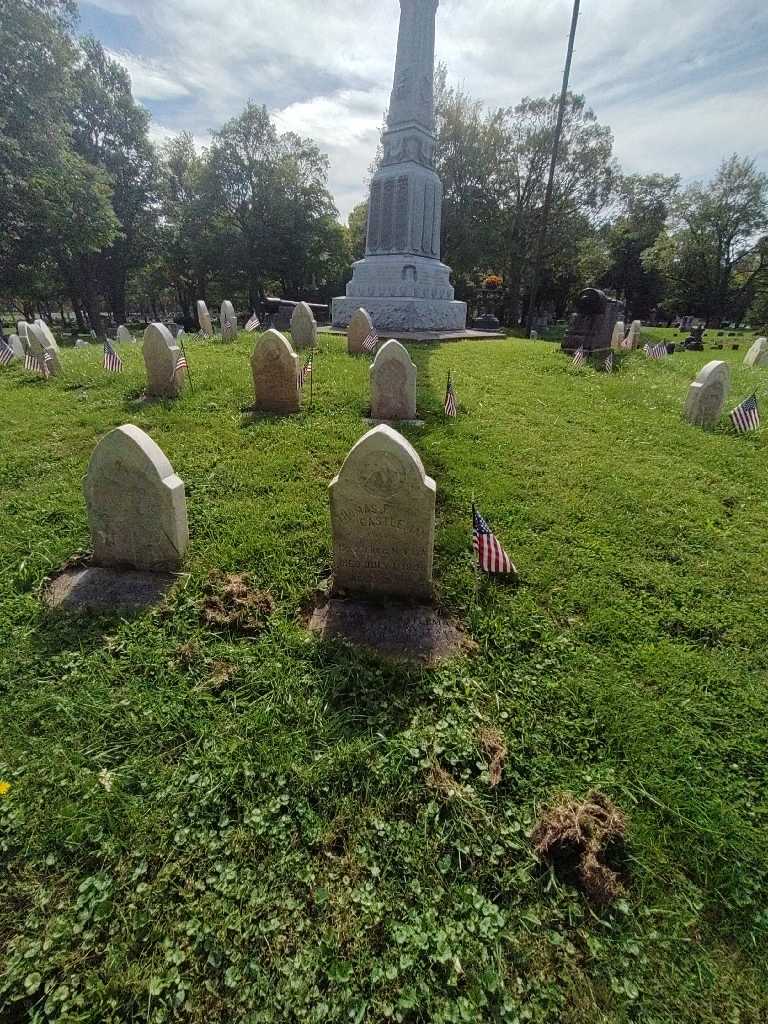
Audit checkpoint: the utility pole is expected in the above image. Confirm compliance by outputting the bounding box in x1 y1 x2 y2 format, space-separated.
526 0 581 337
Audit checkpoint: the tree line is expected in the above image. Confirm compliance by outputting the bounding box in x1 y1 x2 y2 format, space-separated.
2 0 767 338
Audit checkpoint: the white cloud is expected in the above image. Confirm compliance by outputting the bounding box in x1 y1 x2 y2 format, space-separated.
86 0 768 219
107 50 191 101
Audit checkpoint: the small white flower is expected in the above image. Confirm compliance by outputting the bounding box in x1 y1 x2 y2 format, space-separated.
98 769 114 793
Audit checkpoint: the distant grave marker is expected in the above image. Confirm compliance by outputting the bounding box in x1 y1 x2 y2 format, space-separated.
250 329 300 414
197 300 213 337
143 322 185 398
743 337 768 368
684 360 730 428
221 300 238 342
290 301 317 350
347 308 374 354
370 339 417 421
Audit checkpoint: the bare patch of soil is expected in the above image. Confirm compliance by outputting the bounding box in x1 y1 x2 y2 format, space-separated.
478 727 507 788
201 573 274 635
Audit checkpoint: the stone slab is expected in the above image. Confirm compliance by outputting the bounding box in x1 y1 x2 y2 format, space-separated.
250 329 300 414
370 338 417 420
744 337 768 368
44 566 176 613
320 326 503 343
309 597 466 664
684 360 730 428
221 300 238 342
197 300 213 337
290 301 317 349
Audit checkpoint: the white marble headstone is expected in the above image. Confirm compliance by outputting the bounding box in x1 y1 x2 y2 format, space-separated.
196 300 213 337
250 329 300 414
7 334 24 359
684 360 730 428
370 339 417 421
611 320 625 349
143 323 185 398
220 300 238 342
290 302 317 350
116 325 133 343
329 424 435 600
34 319 60 351
75 340 90 349
743 337 768 369
85 424 189 572
27 322 62 375
627 320 642 348
348 308 374 355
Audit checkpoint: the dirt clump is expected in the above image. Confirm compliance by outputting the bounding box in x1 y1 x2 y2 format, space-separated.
531 791 627 905
201 573 274 635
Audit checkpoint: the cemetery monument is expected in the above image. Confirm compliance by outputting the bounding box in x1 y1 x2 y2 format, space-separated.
331 0 466 333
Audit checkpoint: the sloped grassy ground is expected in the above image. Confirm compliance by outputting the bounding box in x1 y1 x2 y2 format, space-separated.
0 329 766 1023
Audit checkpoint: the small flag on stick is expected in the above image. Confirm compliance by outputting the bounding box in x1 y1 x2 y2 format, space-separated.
297 354 313 390
571 346 586 369
103 339 123 373
245 312 261 332
620 334 633 350
0 339 15 366
444 372 458 417
361 328 379 353
175 352 188 374
25 350 49 378
472 505 516 575
729 393 760 433
223 314 235 332
604 350 614 374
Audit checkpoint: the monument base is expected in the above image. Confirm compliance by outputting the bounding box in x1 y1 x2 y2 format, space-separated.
333 295 467 332
332 254 467 332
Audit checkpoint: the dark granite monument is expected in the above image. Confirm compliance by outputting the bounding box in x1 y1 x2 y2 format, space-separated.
562 288 624 358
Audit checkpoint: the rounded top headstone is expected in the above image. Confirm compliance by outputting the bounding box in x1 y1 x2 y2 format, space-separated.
348 308 375 354
683 360 730 428
290 301 317 350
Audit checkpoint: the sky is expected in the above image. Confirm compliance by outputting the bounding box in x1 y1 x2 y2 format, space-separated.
77 0 768 221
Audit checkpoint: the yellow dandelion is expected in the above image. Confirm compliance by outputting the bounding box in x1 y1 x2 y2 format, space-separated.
0 781 11 797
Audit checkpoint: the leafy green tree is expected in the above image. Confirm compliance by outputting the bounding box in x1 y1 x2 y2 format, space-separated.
347 201 369 262
644 156 768 324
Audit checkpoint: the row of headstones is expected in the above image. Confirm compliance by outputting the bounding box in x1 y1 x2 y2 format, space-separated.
85 422 433 599
684 340 767 427
142 320 418 419
196 299 318 349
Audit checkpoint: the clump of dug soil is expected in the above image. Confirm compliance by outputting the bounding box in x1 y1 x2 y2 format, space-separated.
531 791 627 905
200 573 275 635
478 727 507 788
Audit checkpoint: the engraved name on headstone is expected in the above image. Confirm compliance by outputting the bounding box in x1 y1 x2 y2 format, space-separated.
250 329 300 414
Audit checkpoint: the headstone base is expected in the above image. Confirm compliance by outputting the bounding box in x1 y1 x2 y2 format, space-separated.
309 597 467 663
44 567 176 613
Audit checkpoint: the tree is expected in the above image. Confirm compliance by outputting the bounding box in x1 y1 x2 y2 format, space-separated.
206 103 337 306
645 156 768 324
600 173 679 319
347 201 369 262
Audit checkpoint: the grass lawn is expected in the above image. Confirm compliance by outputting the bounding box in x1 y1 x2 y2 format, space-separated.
1 328 767 1023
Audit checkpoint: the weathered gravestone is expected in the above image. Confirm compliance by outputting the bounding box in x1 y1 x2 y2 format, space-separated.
743 336 768 369
35 319 60 351
684 360 730 428
85 424 188 571
250 329 300 414
370 339 417 421
143 322 185 398
562 288 623 356
116 325 133 343
28 322 62 374
290 301 317 350
347 308 375 355
197 300 213 337
75 340 90 349
330 424 435 600
17 322 31 348
627 320 643 348
611 320 626 349
220 300 238 342
7 334 24 359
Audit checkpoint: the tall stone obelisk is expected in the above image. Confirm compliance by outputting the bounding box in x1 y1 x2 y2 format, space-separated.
332 0 466 333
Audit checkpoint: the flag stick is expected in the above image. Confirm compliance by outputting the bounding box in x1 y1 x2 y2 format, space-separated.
178 333 193 392
310 349 314 410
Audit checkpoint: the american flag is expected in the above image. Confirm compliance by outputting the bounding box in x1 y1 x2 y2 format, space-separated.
604 350 614 374
730 393 760 433
297 354 312 389
571 346 587 369
175 352 188 374
644 342 667 360
620 334 633 350
103 339 123 373
361 328 379 353
245 312 261 332
472 505 516 575
223 314 236 332
25 350 49 378
444 372 458 417
0 339 14 366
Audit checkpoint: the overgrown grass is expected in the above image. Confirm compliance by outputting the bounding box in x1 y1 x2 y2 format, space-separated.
1 330 767 1023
